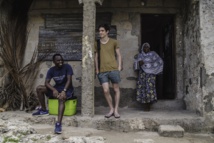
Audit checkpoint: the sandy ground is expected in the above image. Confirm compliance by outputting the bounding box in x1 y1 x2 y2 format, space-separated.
33 124 214 143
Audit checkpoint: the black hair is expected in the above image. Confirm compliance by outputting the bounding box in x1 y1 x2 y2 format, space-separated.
52 53 63 61
98 24 110 32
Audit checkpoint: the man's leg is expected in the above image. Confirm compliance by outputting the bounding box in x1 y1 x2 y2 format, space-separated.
54 99 65 134
112 83 120 118
57 99 66 123
36 85 47 110
102 82 114 117
109 70 121 118
32 85 48 116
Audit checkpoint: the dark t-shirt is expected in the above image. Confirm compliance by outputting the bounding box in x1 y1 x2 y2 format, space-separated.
46 64 73 93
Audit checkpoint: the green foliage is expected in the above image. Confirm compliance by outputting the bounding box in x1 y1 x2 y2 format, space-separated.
46 135 51 140
3 136 19 143
31 138 38 142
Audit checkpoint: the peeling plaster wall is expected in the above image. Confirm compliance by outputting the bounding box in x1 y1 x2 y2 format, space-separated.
183 1 203 113
183 0 214 119
199 0 214 121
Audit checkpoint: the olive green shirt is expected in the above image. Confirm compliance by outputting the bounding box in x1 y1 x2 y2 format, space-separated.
95 38 119 73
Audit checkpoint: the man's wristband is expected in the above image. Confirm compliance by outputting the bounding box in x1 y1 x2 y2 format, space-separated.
63 88 67 92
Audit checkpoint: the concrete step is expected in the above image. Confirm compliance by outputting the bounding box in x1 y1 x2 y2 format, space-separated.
128 100 185 110
13 107 212 133
158 125 184 138
151 100 185 110
0 107 212 133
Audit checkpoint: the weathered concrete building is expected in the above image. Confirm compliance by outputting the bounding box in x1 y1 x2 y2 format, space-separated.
0 0 213 128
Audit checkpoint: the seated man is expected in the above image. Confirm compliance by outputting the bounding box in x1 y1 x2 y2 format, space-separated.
32 53 74 134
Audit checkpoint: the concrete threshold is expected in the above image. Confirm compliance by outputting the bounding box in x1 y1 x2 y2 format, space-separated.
158 125 185 138
0 107 211 133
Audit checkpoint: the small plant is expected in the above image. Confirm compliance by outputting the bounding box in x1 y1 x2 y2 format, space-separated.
46 135 51 140
31 138 38 142
3 136 19 143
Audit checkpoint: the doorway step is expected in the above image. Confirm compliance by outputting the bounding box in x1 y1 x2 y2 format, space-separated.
158 125 184 138
127 99 185 110
151 99 185 110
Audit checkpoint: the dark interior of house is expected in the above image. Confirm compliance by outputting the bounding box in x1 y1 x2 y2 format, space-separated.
141 14 175 99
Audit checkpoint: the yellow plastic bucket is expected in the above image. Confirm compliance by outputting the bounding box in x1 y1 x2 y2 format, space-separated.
48 98 77 116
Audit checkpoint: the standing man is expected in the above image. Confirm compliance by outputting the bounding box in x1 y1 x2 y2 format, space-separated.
95 24 122 118
32 54 74 134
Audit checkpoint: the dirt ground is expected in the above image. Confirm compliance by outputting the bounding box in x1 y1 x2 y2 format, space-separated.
1 110 214 143
33 124 214 143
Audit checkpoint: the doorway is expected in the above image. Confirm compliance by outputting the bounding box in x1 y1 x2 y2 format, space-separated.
141 14 175 99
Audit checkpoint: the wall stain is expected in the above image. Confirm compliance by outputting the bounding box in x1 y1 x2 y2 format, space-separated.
204 92 214 112
126 77 137 81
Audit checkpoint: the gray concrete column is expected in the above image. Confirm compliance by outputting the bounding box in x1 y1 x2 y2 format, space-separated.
79 0 103 117
175 14 184 100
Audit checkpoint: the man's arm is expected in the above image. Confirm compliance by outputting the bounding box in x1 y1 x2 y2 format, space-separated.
45 79 59 98
115 48 122 71
57 74 72 100
64 75 71 91
94 52 99 74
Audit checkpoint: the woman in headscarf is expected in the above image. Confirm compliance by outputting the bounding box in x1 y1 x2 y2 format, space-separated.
135 42 163 111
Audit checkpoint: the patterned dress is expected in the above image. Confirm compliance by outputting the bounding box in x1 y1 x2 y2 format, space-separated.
136 70 157 103
135 51 163 104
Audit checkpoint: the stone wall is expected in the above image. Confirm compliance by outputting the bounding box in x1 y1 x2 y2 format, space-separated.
183 0 214 121
182 0 203 114
199 0 214 122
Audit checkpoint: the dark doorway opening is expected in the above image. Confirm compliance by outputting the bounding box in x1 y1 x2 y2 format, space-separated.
141 14 175 99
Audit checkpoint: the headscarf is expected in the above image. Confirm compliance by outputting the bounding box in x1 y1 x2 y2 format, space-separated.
137 42 163 75
141 42 150 53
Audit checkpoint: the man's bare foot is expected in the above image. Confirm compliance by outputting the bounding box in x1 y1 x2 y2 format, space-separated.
114 111 120 118
104 112 114 118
